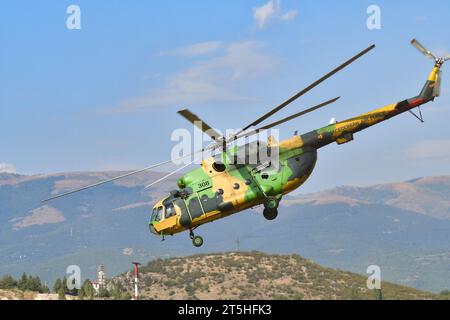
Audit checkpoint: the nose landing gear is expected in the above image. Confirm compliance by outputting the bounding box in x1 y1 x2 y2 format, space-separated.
189 229 204 247
263 208 278 220
263 196 279 220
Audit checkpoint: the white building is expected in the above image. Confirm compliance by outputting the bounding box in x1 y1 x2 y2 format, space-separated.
90 264 106 293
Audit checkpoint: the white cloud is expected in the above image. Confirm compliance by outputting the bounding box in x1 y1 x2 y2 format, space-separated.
253 0 298 28
0 162 16 173
107 41 278 113
405 139 450 160
162 41 224 57
281 9 298 21
253 1 278 28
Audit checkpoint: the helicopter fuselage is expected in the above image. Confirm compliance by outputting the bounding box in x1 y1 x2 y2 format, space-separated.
150 64 441 240
150 139 318 236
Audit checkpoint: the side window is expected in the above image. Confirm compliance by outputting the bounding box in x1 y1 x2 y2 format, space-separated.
165 203 176 218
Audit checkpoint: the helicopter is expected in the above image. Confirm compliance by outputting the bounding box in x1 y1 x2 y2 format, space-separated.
44 39 448 247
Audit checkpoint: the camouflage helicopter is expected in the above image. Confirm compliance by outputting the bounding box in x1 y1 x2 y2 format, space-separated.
44 39 448 247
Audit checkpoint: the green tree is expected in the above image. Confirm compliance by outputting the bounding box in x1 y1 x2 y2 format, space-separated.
0 275 17 289
41 284 50 294
109 282 130 300
374 289 384 300
97 287 110 298
0 274 54 293
78 287 85 300
122 291 132 300
17 272 29 291
53 278 63 293
27 276 42 292
109 285 121 300
58 287 66 300
82 280 95 300
350 285 360 300
62 276 68 293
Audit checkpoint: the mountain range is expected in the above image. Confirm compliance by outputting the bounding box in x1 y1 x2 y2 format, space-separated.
0 171 449 293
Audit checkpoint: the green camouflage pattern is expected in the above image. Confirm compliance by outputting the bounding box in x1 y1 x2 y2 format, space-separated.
149 65 441 237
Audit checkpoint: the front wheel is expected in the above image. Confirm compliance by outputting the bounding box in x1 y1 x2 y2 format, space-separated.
192 235 204 247
264 196 279 210
263 208 278 220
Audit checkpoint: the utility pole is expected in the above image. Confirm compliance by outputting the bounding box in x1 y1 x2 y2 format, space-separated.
236 237 240 252
132 262 141 300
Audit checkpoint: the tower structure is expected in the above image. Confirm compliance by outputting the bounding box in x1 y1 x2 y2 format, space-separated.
98 264 106 288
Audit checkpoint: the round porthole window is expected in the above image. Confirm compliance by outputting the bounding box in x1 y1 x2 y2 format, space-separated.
216 188 224 195
212 162 226 172
233 183 240 190
245 179 252 185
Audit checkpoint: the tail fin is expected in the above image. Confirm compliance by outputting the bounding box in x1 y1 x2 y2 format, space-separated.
411 38 446 101
419 67 441 101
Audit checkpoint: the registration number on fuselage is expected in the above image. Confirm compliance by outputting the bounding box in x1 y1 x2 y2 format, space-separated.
197 180 211 190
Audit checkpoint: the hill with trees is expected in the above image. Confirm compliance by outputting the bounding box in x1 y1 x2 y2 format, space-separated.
112 252 448 300
2 252 450 300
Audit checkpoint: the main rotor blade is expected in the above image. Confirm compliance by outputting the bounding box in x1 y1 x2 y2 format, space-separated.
235 97 340 140
411 39 435 60
178 109 223 142
41 150 207 202
236 44 375 136
144 161 193 189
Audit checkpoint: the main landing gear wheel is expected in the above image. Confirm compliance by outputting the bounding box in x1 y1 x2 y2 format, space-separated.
189 230 204 247
263 208 278 220
263 196 279 220
192 236 204 247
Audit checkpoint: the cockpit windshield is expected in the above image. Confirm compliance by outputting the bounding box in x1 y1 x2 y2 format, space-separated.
151 206 164 222
151 200 177 223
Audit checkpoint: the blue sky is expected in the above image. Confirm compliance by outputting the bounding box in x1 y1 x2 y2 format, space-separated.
1 0 450 192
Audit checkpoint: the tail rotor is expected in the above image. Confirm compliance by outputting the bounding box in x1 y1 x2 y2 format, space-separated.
411 39 436 60
411 38 448 97
411 38 448 67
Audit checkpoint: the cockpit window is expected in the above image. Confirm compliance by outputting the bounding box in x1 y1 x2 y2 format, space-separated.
151 208 157 221
165 202 176 218
152 206 163 222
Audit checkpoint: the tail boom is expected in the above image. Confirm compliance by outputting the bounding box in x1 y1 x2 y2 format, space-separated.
299 65 441 149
